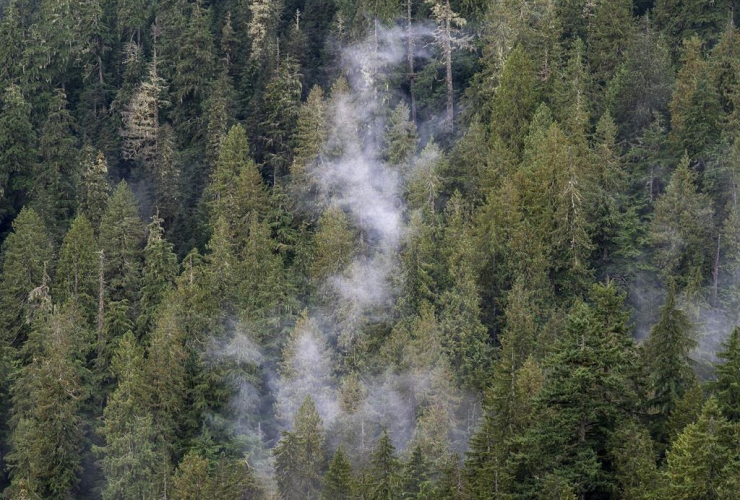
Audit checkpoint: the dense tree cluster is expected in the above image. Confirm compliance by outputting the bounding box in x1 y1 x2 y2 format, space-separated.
0 0 740 499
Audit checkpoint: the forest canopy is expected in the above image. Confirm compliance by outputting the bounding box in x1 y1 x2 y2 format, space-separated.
0 0 740 499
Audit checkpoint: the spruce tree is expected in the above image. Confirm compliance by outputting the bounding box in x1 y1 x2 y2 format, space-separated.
368 430 403 500
0 85 36 228
96 331 158 500
55 215 98 322
136 214 178 335
645 284 697 442
0 208 54 344
664 397 740 500
713 327 740 421
323 447 353 500
79 151 111 233
6 305 91 500
99 181 145 305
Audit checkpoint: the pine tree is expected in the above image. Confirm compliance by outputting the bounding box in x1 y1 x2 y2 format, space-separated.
439 194 490 389
120 57 167 167
79 151 111 232
385 101 418 168
651 154 715 291
99 181 145 305
311 206 356 285
608 422 662 500
34 89 79 238
0 208 54 344
587 0 633 85
0 85 36 228
55 215 98 322
6 305 91 500
426 0 470 132
206 124 268 236
508 284 638 499
260 57 303 183
146 301 187 448
489 44 539 154
274 396 327 500
664 397 740 500
136 214 178 335
713 327 740 421
368 430 403 500
96 331 158 500
323 447 353 500
171 1 216 143
645 284 697 442
171 451 209 500
291 85 327 198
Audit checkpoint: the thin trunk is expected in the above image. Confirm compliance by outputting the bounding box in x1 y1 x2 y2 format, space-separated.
407 0 416 123
444 0 454 132
97 249 105 351
713 233 721 307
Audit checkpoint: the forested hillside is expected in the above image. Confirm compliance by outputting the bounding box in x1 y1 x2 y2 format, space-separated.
1 0 740 498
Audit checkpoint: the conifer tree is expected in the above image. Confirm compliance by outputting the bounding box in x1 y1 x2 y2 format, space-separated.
651 155 715 291
713 327 740 421
96 331 158 500
608 422 662 500
55 215 98 322
6 305 91 500
171 451 209 500
99 181 145 305
439 194 490 389
34 89 79 237
368 430 403 500
261 57 303 183
80 151 111 233
645 284 697 442
0 208 54 344
385 101 418 168
664 397 740 500
587 0 633 85
206 124 268 236
323 447 353 500
311 206 356 285
274 396 327 500
291 85 327 198
0 85 36 227
489 44 539 154
136 214 178 335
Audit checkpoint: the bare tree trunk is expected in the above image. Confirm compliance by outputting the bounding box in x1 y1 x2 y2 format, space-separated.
97 250 105 353
713 233 721 307
444 0 454 133
407 0 416 123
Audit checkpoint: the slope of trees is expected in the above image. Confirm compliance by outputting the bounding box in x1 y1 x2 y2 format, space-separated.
0 1 739 499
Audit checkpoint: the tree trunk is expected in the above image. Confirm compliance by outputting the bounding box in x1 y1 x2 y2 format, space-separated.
444 0 454 133
97 249 105 352
407 0 416 123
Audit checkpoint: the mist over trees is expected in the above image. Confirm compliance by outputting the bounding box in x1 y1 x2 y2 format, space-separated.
0 0 740 499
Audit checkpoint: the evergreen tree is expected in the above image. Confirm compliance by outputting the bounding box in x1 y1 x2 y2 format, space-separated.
99 181 145 304
291 85 327 199
645 284 697 442
368 430 403 500
0 85 36 229
171 451 209 500
323 447 353 500
651 154 715 291
664 397 740 500
206 124 267 236
136 214 178 335
713 327 740 421
96 331 158 500
385 100 418 168
55 215 98 322
274 396 327 500
0 208 54 344
6 305 91 500
34 89 78 238
79 151 111 232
